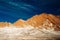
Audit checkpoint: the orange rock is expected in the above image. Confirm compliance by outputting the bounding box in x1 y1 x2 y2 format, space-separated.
26 13 48 27
0 13 60 31
26 13 60 31
57 16 60 19
13 19 27 28
0 22 10 28
48 14 60 31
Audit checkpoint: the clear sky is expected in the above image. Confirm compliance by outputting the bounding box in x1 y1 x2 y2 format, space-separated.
0 0 60 23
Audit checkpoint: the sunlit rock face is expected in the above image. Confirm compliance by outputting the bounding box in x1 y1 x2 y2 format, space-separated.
0 13 60 40
13 19 27 28
27 13 60 31
0 22 12 28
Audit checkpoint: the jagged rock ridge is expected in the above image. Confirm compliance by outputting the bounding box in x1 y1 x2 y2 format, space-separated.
0 13 60 31
26 13 60 31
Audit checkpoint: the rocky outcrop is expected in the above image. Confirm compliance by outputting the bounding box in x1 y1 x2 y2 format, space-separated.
26 13 60 31
26 13 48 27
0 13 60 31
13 19 28 28
0 22 11 28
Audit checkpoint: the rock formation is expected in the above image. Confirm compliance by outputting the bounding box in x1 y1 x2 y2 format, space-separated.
13 19 28 28
0 22 11 28
0 13 60 31
26 13 60 31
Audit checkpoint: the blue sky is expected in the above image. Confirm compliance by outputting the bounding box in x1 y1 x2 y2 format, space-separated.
0 0 60 23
